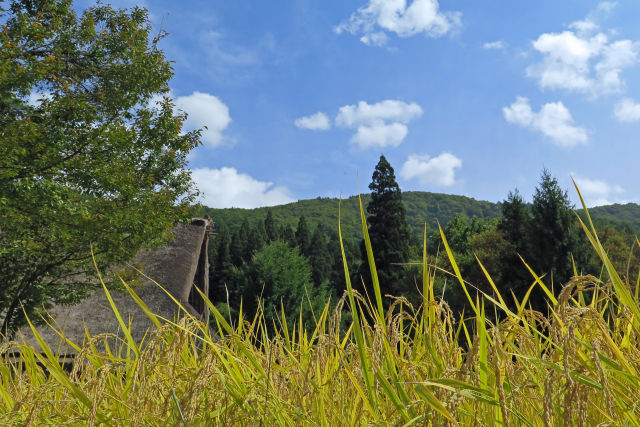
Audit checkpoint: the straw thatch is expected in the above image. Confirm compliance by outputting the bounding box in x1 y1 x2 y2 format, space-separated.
16 218 212 355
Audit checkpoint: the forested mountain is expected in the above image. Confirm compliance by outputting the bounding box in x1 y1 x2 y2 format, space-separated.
199 192 640 239
199 191 502 241
581 203 640 233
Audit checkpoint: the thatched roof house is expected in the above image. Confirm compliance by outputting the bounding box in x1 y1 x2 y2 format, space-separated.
17 218 212 355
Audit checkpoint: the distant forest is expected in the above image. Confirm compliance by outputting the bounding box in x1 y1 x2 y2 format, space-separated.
200 191 640 242
200 191 502 243
200 175 640 328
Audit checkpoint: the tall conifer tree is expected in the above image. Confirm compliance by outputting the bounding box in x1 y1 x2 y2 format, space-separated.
209 223 234 302
527 170 586 310
309 225 332 286
295 215 312 257
230 219 250 266
264 210 278 243
360 155 410 297
247 222 267 258
280 224 297 248
497 190 532 304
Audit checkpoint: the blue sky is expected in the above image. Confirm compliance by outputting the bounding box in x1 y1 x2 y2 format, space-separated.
82 0 640 208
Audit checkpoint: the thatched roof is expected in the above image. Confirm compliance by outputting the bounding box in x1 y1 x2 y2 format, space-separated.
17 219 211 355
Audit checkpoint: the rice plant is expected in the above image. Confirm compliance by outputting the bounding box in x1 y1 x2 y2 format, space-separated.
1 184 639 425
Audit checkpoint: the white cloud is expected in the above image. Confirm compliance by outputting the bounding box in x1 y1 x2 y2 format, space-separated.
572 175 624 207
352 121 408 148
399 153 461 187
191 167 295 208
174 92 231 148
335 100 422 149
614 98 640 122
336 100 422 126
335 0 461 47
503 97 588 148
526 14 639 96
294 112 331 130
482 41 505 50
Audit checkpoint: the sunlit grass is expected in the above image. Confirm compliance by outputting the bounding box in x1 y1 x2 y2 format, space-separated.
1 185 640 425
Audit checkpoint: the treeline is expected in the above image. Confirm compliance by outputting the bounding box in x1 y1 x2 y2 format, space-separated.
199 192 502 243
207 156 640 328
208 212 360 328
429 171 640 316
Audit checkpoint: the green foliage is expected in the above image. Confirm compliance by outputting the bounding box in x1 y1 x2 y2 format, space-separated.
526 170 593 310
582 202 640 234
497 190 534 303
240 241 329 330
279 223 296 248
0 1 198 335
4 176 640 424
229 219 249 266
208 223 235 304
199 191 504 243
498 189 530 245
308 224 332 287
359 155 410 297
295 215 311 257
199 189 640 251
264 210 278 243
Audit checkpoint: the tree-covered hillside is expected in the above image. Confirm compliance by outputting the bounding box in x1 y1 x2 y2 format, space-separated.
584 203 640 233
199 191 503 241
200 192 640 240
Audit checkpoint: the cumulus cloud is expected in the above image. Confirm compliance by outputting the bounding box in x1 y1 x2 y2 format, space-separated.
482 41 505 50
503 97 588 148
526 12 639 97
614 98 640 122
294 112 331 130
572 175 624 207
352 122 408 148
399 153 461 187
336 100 423 126
335 100 422 149
335 0 461 47
174 92 231 148
191 167 295 208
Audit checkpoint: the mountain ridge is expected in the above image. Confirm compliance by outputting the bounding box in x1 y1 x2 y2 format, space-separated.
200 191 640 241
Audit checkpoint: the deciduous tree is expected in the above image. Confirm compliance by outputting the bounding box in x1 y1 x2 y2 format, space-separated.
0 1 199 335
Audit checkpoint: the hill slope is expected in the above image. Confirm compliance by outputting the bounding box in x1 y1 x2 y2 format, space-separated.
584 203 640 233
200 191 502 241
200 192 640 241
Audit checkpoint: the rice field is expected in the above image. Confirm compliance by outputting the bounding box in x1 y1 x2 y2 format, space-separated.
1 188 639 426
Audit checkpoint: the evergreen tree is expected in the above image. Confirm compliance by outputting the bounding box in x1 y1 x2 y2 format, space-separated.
499 190 530 245
295 215 312 257
497 190 532 303
209 223 234 303
279 224 297 248
246 222 267 259
360 155 410 297
264 210 278 243
230 219 250 266
527 170 583 310
327 232 357 296
309 225 332 286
